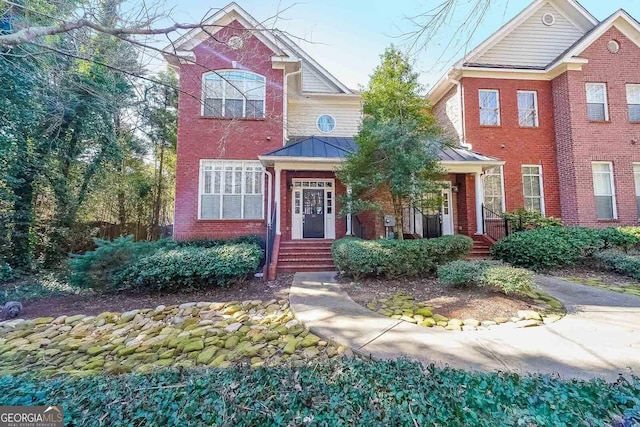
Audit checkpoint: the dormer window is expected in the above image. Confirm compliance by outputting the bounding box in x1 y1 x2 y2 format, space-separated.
203 71 265 119
317 115 336 133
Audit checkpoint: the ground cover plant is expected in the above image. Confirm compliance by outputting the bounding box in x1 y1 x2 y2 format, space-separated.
332 235 472 279
595 250 640 280
1 358 639 426
438 260 535 296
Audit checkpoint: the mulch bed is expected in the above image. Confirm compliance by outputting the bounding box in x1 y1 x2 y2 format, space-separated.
340 276 538 320
5 275 293 320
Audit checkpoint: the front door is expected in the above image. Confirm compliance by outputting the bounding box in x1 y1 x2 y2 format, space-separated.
441 186 454 235
303 189 325 238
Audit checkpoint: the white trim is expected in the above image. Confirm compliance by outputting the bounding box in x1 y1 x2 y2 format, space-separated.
522 164 546 215
585 82 609 122
517 90 539 127
291 179 336 239
591 161 618 220
441 182 454 235
475 172 484 235
548 10 640 70
198 159 264 220
316 114 336 133
201 70 266 118
275 167 281 235
479 89 501 126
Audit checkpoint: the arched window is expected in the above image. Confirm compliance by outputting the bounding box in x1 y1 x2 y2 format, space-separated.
202 71 265 118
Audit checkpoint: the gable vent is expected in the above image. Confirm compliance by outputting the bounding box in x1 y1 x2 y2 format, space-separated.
541 12 555 26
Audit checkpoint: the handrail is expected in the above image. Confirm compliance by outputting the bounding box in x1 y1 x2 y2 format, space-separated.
265 202 277 270
482 204 510 241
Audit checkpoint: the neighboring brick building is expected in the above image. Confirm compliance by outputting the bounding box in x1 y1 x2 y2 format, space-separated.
430 0 640 232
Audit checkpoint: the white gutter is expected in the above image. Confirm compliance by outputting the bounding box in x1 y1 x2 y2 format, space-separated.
283 68 302 144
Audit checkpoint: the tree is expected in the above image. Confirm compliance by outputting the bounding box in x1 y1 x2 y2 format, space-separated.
337 46 447 240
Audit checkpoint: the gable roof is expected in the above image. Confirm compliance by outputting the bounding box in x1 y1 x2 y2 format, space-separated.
548 9 640 69
258 136 502 166
163 2 351 94
461 0 597 69
428 0 600 105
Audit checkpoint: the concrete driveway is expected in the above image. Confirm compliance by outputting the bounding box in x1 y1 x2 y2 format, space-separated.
290 272 640 381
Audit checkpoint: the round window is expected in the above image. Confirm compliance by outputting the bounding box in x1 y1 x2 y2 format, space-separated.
317 115 336 133
541 12 555 26
607 40 620 53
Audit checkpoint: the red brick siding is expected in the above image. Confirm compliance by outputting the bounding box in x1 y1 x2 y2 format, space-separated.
461 77 562 219
174 20 284 240
552 27 640 226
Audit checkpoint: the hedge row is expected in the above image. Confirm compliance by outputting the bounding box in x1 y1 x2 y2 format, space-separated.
437 260 534 296
1 359 638 426
332 235 473 279
69 236 262 292
491 227 640 271
595 250 640 280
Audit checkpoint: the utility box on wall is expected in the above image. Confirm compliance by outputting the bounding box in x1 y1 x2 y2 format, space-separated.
384 215 396 227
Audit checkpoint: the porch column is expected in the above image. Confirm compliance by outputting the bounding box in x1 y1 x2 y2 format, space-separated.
475 171 484 235
275 167 282 235
346 186 352 235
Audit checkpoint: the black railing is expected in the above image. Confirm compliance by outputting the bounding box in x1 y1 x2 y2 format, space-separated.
482 204 510 241
413 205 442 239
265 202 277 272
352 215 365 239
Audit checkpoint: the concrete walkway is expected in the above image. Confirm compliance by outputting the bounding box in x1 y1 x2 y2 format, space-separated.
290 272 640 381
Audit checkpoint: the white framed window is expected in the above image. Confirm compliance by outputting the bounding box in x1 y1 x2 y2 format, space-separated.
592 162 617 220
517 91 539 127
585 83 609 121
202 71 266 118
483 166 504 213
626 84 640 123
316 115 336 133
634 163 640 218
199 160 264 220
479 89 500 126
522 165 545 214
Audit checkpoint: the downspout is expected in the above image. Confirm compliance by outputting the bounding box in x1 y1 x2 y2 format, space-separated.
283 67 302 144
265 170 273 226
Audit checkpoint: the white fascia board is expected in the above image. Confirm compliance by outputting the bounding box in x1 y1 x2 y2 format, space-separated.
273 31 352 94
547 10 640 70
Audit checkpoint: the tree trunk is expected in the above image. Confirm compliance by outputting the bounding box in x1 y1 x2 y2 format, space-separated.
149 142 165 240
392 195 404 240
9 169 35 269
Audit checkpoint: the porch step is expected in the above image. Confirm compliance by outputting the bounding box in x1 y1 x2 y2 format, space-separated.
276 240 335 273
467 235 493 260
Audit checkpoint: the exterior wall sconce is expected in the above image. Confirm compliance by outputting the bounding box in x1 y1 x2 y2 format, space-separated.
452 185 459 193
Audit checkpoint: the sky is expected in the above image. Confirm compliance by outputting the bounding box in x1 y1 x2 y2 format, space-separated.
147 0 640 90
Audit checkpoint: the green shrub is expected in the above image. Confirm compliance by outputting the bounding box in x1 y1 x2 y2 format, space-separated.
437 260 500 286
117 244 261 291
1 359 639 426
68 236 163 291
595 250 640 280
438 260 534 295
611 227 640 251
332 235 472 279
503 208 563 231
481 265 535 295
491 227 638 270
0 261 14 283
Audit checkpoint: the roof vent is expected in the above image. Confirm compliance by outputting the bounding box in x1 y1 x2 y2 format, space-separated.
228 36 244 50
541 13 555 26
607 40 620 54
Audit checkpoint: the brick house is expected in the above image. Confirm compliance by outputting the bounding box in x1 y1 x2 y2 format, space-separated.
165 1 640 278
429 0 640 231
164 3 504 277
